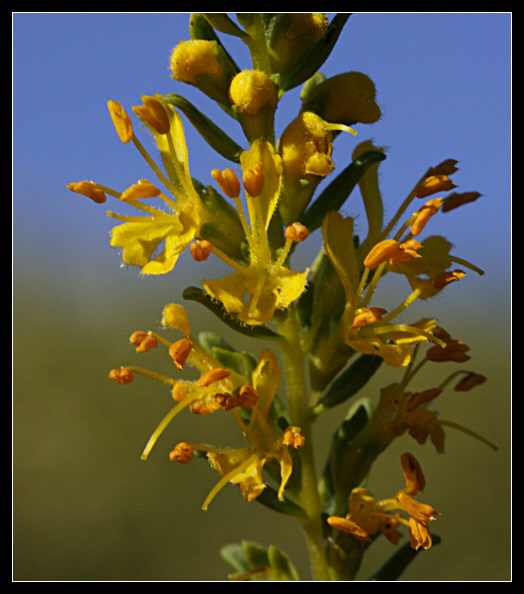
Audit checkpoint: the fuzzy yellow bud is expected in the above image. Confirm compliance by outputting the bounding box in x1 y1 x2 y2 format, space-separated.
229 70 278 116
161 304 191 338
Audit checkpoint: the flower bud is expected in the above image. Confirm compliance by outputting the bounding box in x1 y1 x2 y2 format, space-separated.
301 71 381 126
161 304 191 338
267 13 328 77
170 39 236 106
228 70 278 141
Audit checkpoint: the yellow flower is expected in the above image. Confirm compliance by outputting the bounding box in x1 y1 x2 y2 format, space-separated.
105 99 207 275
201 140 309 325
321 211 443 367
327 453 437 550
170 349 300 510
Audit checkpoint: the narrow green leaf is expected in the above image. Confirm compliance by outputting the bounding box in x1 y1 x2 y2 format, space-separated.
313 354 382 415
220 543 250 574
369 534 442 581
182 286 284 341
255 486 307 518
267 545 300 580
302 150 387 233
163 93 245 162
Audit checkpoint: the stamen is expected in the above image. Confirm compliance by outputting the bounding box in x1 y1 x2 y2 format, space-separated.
169 442 194 463
243 163 265 197
211 168 241 198
107 99 133 144
190 240 213 262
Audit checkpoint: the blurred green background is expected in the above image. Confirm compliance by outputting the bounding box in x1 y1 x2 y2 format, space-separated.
13 13 510 581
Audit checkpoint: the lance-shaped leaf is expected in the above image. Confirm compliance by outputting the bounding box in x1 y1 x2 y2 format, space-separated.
319 398 373 514
302 149 387 233
183 286 284 341
163 93 245 162
369 534 442 581
279 14 351 92
313 353 383 415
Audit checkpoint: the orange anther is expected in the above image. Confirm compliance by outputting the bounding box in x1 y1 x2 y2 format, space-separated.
67 181 107 204
211 168 241 198
242 163 265 197
415 174 456 199
284 222 309 242
132 95 170 134
282 426 306 449
352 307 388 329
169 338 193 370
129 330 159 352
169 442 194 463
190 240 213 262
196 367 231 388
108 367 135 384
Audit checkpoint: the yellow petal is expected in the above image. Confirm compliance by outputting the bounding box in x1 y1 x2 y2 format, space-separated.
241 139 283 232
322 212 359 301
251 349 282 416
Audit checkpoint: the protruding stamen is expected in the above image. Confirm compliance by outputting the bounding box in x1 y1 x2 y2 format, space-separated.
282 426 306 449
119 181 162 202
196 367 231 388
190 240 213 262
415 174 456 199
67 181 107 204
169 442 194 463
284 222 309 243
107 99 133 144
108 367 135 384
410 198 442 236
169 338 193 370
129 331 159 352
400 452 426 495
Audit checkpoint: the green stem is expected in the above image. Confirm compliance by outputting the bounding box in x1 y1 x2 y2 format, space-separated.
277 310 332 581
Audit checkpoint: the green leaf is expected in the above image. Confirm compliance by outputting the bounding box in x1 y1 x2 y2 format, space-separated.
369 534 442 581
254 486 307 518
313 354 383 415
319 398 374 512
182 286 284 341
242 540 270 570
279 14 351 92
267 545 300 580
302 150 387 233
220 543 250 575
163 93 245 162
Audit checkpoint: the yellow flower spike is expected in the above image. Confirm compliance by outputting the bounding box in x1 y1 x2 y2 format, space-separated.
119 181 162 202
132 95 170 135
107 99 133 144
67 180 107 204
415 174 457 199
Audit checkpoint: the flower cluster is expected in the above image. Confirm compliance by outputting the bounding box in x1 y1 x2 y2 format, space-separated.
68 14 494 581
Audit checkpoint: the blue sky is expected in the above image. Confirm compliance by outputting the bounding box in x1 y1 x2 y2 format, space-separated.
13 12 511 297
